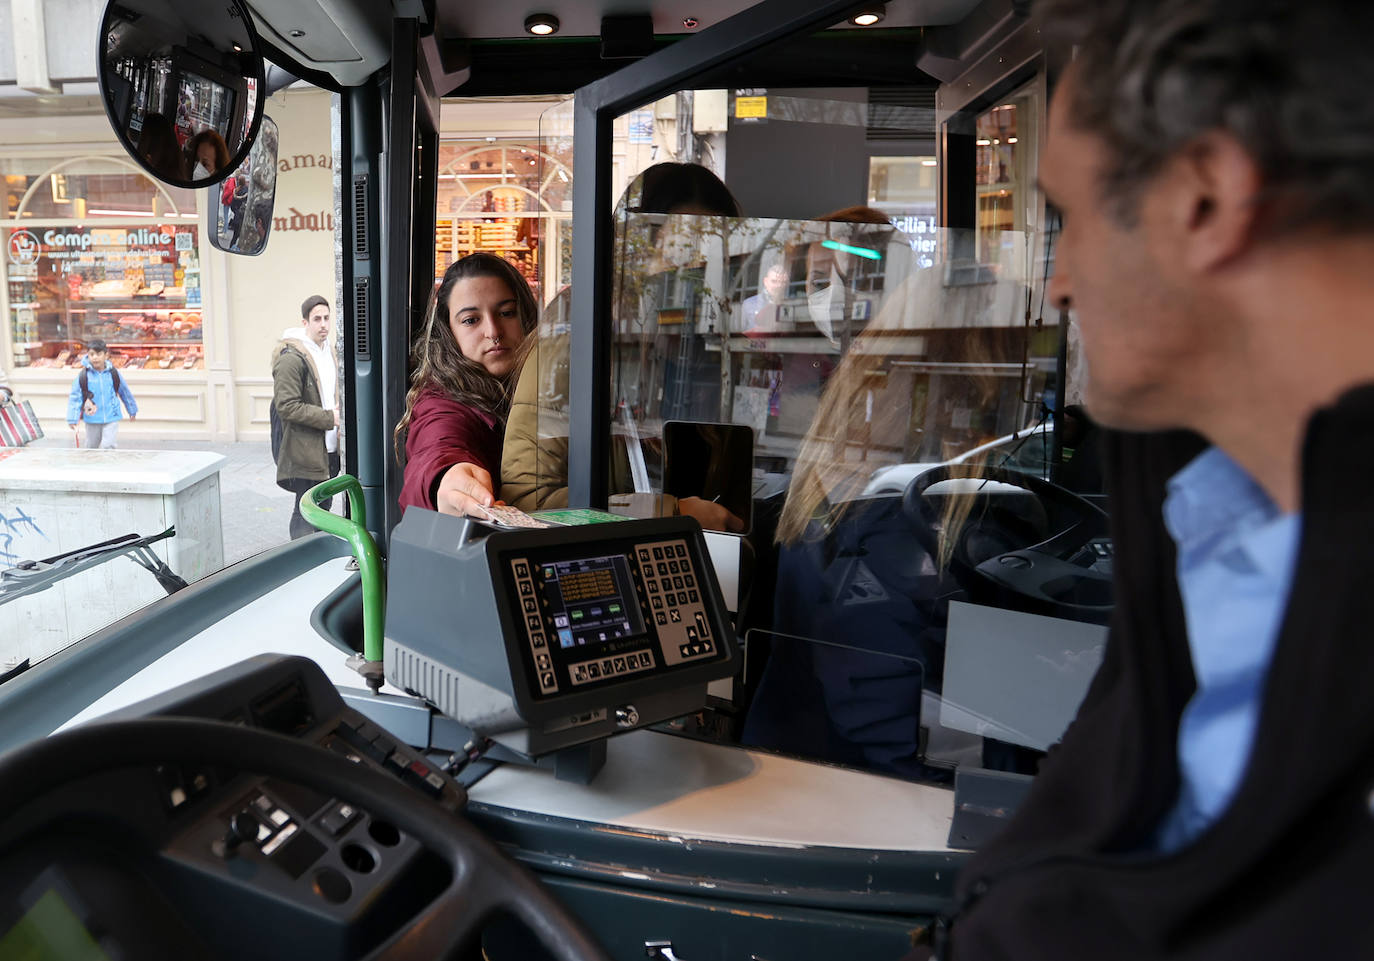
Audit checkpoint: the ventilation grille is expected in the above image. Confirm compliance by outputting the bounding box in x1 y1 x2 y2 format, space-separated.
353 278 370 360
387 643 460 719
352 174 369 259
867 87 938 143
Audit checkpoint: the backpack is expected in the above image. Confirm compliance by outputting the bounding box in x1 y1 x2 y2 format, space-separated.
79 367 122 411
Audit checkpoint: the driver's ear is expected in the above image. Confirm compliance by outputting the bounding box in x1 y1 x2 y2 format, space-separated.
1169 131 1263 275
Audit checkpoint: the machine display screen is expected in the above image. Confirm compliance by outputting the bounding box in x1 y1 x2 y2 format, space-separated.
535 554 645 649
502 533 726 700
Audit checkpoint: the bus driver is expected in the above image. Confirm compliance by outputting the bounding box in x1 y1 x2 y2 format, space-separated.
935 0 1374 958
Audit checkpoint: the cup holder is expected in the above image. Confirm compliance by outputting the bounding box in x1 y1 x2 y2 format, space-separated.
368 819 401 847
313 867 352 904
340 842 378 874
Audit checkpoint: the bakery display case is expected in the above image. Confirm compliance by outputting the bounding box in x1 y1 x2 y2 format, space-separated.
434 210 540 294
6 224 203 372
434 140 574 300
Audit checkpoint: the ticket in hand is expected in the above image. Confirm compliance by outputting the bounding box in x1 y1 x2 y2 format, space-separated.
472 503 552 529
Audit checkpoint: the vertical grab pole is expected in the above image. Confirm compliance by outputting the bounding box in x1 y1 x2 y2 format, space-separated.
300 475 387 693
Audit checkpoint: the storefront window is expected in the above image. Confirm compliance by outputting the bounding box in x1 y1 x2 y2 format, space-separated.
7 223 203 372
974 82 1041 263
4 157 201 373
434 140 573 302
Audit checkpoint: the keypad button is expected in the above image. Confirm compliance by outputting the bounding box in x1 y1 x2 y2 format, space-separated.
670 609 681 623
515 563 528 578
684 574 695 588
655 611 667 625
651 595 662 609
532 633 546 648
675 544 686 558
587 663 601 678
540 671 555 687
677 592 688 605
658 562 669 576
653 547 664 560
613 657 626 672
536 653 550 669
688 590 699 603
640 549 651 562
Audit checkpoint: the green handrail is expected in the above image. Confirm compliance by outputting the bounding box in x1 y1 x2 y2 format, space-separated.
299 475 384 664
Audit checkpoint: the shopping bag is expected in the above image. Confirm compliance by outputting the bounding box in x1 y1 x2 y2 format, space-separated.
0 400 44 447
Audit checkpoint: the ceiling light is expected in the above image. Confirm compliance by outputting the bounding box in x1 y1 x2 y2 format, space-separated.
524 14 559 36
849 6 885 26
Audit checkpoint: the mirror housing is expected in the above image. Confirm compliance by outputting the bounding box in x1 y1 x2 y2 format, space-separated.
98 0 266 189
209 115 279 256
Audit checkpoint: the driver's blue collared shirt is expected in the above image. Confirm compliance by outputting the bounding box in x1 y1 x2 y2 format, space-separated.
1153 446 1302 853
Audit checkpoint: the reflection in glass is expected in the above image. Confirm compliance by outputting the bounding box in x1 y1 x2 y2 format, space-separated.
597 213 1066 784
100 0 263 187
211 116 279 255
514 85 1107 789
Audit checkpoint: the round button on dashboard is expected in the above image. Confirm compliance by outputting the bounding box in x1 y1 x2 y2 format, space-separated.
313 867 352 904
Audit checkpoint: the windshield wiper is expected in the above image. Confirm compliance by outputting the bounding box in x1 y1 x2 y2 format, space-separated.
0 527 188 606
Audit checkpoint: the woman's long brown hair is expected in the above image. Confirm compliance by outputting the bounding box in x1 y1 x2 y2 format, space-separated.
393 252 538 463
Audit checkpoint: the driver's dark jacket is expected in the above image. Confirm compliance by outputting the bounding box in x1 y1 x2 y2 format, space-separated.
946 385 1374 960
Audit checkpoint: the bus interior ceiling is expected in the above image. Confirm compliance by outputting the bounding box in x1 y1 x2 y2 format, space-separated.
248 0 995 96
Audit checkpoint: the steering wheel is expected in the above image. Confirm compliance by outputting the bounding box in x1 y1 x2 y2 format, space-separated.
0 717 610 961
901 463 1113 623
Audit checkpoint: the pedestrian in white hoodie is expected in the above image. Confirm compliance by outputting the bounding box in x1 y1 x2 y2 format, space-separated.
271 295 339 538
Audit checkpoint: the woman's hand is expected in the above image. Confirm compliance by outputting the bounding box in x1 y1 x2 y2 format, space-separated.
677 496 745 533
435 461 497 518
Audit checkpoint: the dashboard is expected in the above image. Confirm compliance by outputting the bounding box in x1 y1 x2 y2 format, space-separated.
0 656 465 961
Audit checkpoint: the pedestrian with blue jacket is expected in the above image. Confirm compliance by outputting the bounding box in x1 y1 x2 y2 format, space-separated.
66 339 137 448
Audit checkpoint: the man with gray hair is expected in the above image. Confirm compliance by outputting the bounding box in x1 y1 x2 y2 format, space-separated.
935 1 1374 958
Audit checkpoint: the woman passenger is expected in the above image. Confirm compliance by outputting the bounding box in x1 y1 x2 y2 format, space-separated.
396 253 536 516
186 128 231 179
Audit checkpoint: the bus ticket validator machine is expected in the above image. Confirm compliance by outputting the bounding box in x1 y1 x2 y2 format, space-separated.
384 510 740 782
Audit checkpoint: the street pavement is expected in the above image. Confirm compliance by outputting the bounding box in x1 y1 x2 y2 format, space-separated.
25 433 335 566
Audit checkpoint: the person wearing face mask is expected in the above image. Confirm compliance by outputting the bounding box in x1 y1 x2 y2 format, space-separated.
396 253 537 518
803 206 892 349
185 128 231 181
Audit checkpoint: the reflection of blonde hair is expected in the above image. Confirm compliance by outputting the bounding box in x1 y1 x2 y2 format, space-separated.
775 342 885 544
775 211 1013 555
775 207 896 546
